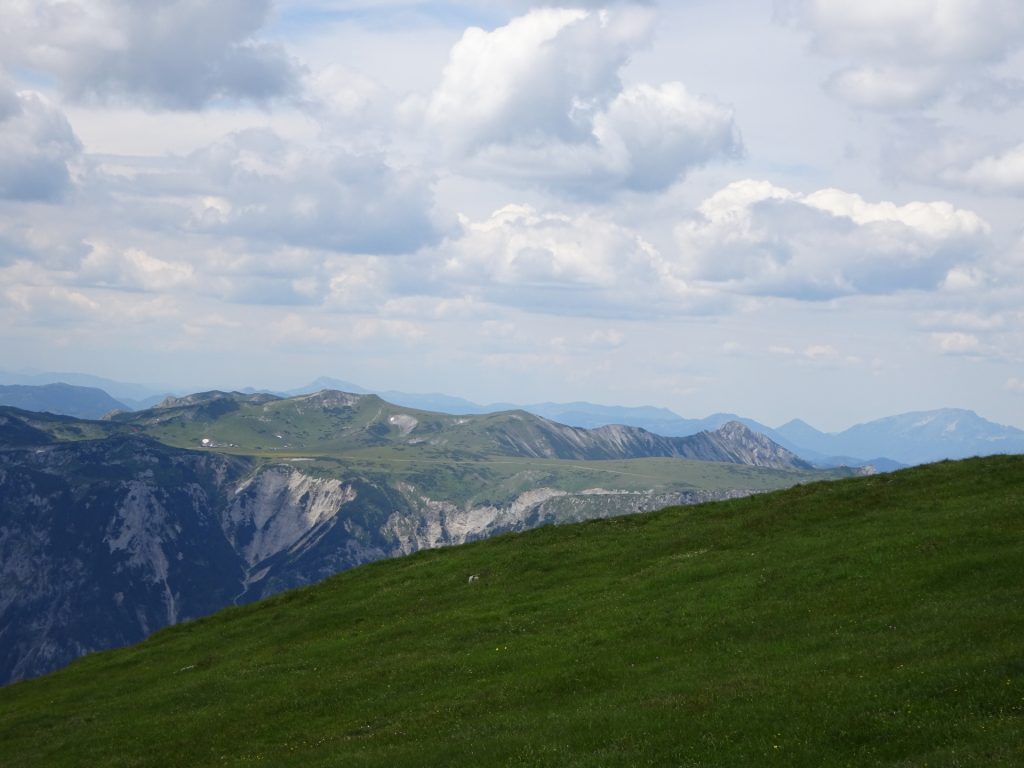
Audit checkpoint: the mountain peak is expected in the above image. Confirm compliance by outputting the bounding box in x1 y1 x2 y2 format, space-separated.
706 421 813 470
155 391 278 409
297 390 369 408
715 419 751 432
290 377 370 396
0 383 128 420
779 417 815 430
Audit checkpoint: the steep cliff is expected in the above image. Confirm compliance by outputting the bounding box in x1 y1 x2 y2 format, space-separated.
0 437 247 683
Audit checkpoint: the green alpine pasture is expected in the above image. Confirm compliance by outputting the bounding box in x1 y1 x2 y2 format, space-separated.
5 396 843 508
1 455 1022 767
259 452 832 507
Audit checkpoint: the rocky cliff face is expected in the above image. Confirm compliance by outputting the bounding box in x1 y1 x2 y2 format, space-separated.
0 437 247 684
384 486 754 555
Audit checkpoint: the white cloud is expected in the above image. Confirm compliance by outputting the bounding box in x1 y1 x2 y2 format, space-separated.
428 8 600 151
776 0 1024 109
79 242 195 292
181 129 445 254
3 283 100 323
825 65 946 110
441 204 637 287
584 328 625 349
882 125 1024 199
0 80 81 201
0 0 300 109
920 311 1005 332
932 331 981 354
768 343 852 364
940 267 987 293
675 179 990 299
1006 377 1024 393
430 203 723 317
426 6 740 196
803 344 838 360
270 311 424 348
591 82 742 193
0 123 447 310
800 188 987 238
952 142 1024 195
303 64 387 127
88 128 447 256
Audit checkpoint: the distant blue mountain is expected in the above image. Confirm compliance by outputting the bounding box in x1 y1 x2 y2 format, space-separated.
285 377 371 396
0 383 128 419
4 372 1019 466
287 378 486 414
776 409 1024 465
0 370 171 409
282 383 1020 467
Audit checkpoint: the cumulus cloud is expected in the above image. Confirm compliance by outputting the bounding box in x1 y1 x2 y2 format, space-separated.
675 179 990 298
114 128 447 255
78 241 195 292
590 82 742 193
0 79 81 201
825 65 946 110
0 0 300 109
3 283 101 325
440 204 651 288
0 110 449 312
428 8 613 151
426 203 724 316
776 0 1024 109
881 122 1024 198
425 6 740 196
932 331 981 355
946 142 1024 195
303 64 387 128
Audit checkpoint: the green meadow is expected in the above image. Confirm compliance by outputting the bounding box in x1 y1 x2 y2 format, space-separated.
1 455 1022 767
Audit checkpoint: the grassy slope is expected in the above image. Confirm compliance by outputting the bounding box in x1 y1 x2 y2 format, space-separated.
259 452 829 507
0 406 120 443
117 394 536 456
2 457 1022 767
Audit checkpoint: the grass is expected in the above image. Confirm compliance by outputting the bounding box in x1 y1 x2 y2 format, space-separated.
1 456 1022 767
5 399 838 510
248 452 834 506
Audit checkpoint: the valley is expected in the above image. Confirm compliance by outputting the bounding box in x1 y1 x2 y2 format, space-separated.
0 390 839 684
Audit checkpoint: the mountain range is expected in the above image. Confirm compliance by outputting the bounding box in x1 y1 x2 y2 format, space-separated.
4 372 1022 467
0 370 168 410
0 383 129 420
0 390 827 684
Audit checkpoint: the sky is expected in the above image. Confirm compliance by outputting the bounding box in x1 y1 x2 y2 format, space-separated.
0 0 1022 431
